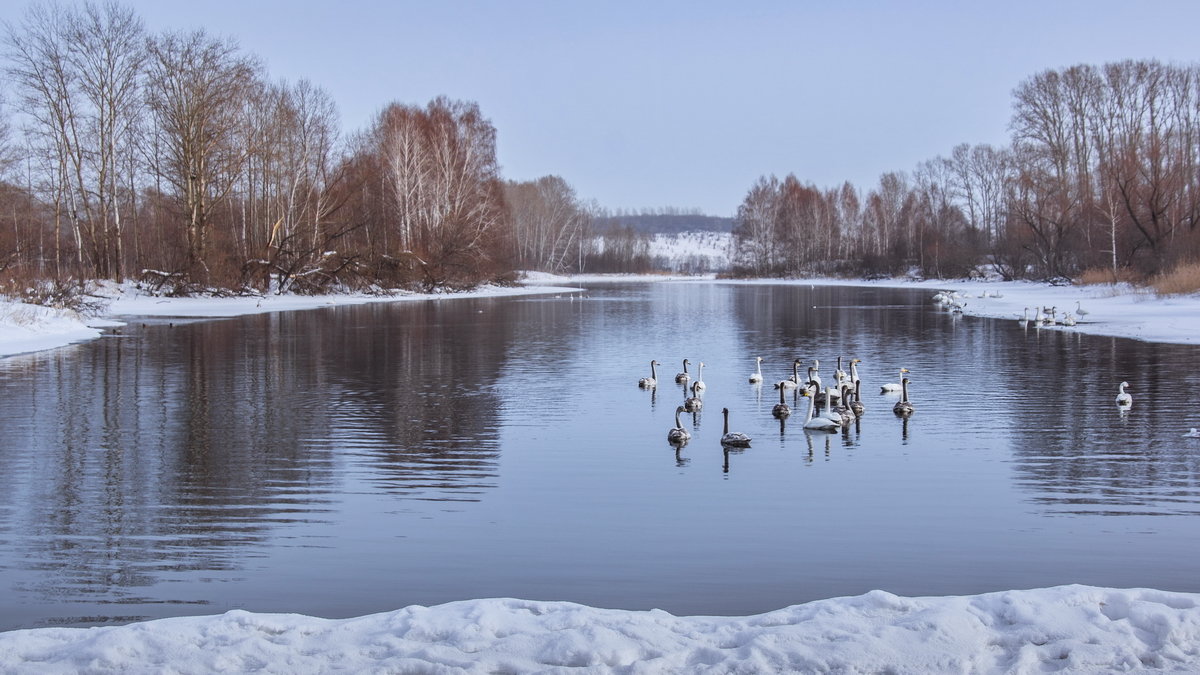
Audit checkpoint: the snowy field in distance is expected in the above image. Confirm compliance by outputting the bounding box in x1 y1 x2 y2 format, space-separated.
1 585 1198 673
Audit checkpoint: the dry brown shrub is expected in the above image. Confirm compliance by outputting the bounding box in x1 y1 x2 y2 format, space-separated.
1150 261 1200 296
1076 267 1141 285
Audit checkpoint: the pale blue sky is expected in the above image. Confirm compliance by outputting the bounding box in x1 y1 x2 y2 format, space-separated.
4 1 1200 215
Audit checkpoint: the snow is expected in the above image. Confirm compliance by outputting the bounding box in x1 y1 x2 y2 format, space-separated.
1 586 1198 673
0 281 581 358
4 275 1200 671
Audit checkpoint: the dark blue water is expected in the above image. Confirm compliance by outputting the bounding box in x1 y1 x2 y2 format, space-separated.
1 282 1198 630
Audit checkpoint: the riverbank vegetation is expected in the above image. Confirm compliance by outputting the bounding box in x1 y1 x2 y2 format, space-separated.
1 2 1199 304
729 60 1200 289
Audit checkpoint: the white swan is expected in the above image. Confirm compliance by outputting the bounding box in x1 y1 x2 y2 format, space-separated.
892 378 914 416
674 359 691 384
692 362 706 391
1019 307 1030 325
749 356 764 383
684 381 703 412
1062 313 1077 327
849 358 862 388
1184 428 1200 438
817 385 845 426
638 360 660 388
800 390 839 431
881 368 909 393
1115 381 1132 407
775 359 802 389
772 381 791 419
720 408 752 447
1075 300 1089 317
667 406 691 444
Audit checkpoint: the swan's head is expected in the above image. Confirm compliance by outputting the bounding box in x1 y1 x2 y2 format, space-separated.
683 359 690 366
852 358 862 364
675 405 687 414
756 356 763 363
1120 381 1130 388
900 367 910 374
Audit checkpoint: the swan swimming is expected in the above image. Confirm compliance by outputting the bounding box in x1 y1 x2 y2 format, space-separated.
1115 381 1132 407
800 390 839 431
692 362 706 391
1184 428 1200 438
667 406 691 444
850 379 865 417
881 368 909 393
772 381 791 419
720 408 752 447
675 359 691 384
892 378 915 416
638 360 660 388
748 356 764 383
775 359 802 389
684 381 703 412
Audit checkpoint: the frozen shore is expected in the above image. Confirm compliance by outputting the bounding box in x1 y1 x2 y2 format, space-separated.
1 585 1197 673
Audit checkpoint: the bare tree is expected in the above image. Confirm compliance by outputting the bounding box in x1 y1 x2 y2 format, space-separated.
144 28 259 286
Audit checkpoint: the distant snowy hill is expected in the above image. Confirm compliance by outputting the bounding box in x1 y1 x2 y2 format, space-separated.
649 231 732 273
595 213 734 235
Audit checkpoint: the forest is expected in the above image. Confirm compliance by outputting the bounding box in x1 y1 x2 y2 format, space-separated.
729 60 1200 283
1 2 1198 306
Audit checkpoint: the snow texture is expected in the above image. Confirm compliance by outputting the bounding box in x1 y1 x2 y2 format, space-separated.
1 586 1197 673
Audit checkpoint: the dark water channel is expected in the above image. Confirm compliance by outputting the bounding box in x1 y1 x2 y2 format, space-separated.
1 282 1199 630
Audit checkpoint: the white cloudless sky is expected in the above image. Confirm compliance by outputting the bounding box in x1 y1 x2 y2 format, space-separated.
4 0 1200 216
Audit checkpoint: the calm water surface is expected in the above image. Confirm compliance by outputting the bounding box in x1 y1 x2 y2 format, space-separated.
1 282 1199 630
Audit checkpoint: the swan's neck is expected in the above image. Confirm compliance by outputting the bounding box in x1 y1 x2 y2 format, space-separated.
674 409 682 428
901 379 909 402
779 384 786 405
650 362 657 379
804 394 816 422
756 360 762 376
723 411 730 434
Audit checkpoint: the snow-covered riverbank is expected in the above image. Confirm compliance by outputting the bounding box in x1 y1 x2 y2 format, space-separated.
0 281 582 359
1 585 1197 673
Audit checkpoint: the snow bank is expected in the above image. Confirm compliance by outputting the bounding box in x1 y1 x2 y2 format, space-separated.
1 586 1197 673
0 301 118 358
0 282 579 358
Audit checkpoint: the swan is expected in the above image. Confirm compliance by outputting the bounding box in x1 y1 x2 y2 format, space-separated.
720 408 752 447
817 385 845 426
881 368 909 393
772 381 791 418
684 381 703 412
1115 381 1132 407
1184 428 1200 438
850 379 865 417
638 360 660 388
667 406 691 444
675 359 691 384
834 384 855 425
809 362 824 395
1062 313 1077 326
748 356 764 383
848 358 862 388
892 378 914 416
1075 300 1089 317
775 359 802 389
1019 307 1030 325
692 362 706 391
800 390 839 431
834 356 848 388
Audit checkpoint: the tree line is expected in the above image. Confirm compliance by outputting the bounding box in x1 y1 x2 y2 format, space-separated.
0 1 602 299
731 59 1200 281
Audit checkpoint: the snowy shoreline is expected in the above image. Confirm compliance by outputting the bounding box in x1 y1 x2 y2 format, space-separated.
2 585 1197 673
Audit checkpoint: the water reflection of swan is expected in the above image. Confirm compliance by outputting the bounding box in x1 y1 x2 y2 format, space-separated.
684 381 703 412
720 408 752 447
893 378 914 416
1115 381 1132 407
772 382 791 419
639 360 660 388
801 390 838 431
748 356 764 383
668 406 691 445
881 368 909 393
675 359 691 384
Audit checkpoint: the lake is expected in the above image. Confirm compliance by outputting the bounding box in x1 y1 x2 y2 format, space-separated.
1 281 1198 630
